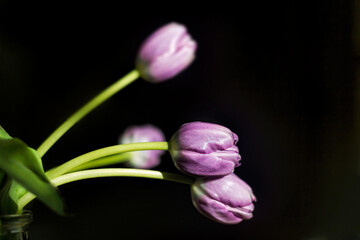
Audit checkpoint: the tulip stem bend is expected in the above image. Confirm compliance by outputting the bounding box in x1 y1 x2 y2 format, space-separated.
37 69 140 158
17 168 194 212
46 142 169 179
70 153 131 172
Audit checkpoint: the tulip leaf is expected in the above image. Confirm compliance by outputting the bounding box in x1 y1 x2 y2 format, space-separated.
0 125 11 196
0 178 19 214
0 126 11 140
0 137 66 215
0 126 24 214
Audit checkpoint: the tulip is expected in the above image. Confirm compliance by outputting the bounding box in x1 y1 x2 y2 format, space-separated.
191 173 256 224
136 22 197 83
169 122 241 177
119 124 165 168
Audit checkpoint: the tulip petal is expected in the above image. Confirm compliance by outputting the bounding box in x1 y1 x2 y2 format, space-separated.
136 22 197 82
139 23 187 61
191 174 256 224
119 124 165 169
194 194 243 224
169 122 241 177
148 43 196 81
173 149 239 177
200 174 255 207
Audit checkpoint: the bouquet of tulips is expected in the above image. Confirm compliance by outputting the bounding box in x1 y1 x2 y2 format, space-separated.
0 22 256 226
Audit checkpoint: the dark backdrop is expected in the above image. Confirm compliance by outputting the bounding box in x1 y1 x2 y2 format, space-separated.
0 1 358 239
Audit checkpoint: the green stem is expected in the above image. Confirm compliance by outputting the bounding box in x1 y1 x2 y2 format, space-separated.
17 168 194 212
46 142 169 179
70 153 131 172
37 69 140 157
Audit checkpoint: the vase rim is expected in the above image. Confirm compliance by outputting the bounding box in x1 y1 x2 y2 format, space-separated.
0 210 33 236
0 210 33 221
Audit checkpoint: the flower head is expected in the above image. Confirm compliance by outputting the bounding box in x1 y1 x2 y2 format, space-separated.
191 173 256 224
119 124 165 168
136 22 197 83
169 122 241 177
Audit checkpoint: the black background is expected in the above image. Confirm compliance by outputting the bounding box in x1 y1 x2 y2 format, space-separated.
0 1 359 239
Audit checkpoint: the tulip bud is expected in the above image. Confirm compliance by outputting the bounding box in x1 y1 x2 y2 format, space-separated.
169 122 241 177
191 173 256 224
136 22 197 83
119 124 165 168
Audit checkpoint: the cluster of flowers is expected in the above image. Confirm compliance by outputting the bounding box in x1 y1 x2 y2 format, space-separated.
0 22 256 228
118 23 257 224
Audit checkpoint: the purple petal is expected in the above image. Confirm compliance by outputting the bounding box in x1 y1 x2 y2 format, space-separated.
136 22 197 83
138 23 187 62
191 174 256 224
192 193 243 224
148 42 196 81
201 174 255 207
171 122 237 153
169 122 241 177
119 124 165 169
173 149 240 177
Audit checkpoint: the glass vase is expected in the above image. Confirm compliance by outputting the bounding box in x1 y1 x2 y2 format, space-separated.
0 211 33 240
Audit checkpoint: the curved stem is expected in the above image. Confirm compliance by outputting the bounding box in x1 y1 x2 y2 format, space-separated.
46 142 169 179
18 168 194 212
70 153 131 172
37 69 140 157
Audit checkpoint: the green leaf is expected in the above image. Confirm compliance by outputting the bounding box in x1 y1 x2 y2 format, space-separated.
0 126 11 190
0 126 24 214
0 138 66 215
0 126 11 140
0 178 19 214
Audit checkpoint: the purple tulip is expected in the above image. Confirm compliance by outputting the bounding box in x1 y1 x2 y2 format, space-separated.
136 22 197 83
119 124 165 169
191 173 256 224
169 122 241 177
